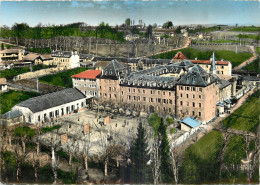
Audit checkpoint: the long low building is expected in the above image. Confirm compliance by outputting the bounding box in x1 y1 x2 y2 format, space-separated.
12 88 87 124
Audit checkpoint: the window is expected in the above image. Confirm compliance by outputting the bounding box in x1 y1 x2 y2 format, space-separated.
143 97 146 101
143 105 145 110
38 116 40 121
193 102 195 107
199 103 201 108
180 101 183 105
143 90 145 93
133 89 135 93
169 100 172 104
192 111 195 116
193 94 195 99
221 66 224 69
114 94 117 98
187 87 190 91
169 108 171 112
158 98 161 103
109 94 111 98
150 98 153 102
109 87 111 91
129 95 131 100
158 91 160 95
163 92 165 95
151 90 153 94
129 88 131 92
199 88 202 92
193 87 196 91
169 92 171 96
199 112 201 116
121 91 123 95
187 102 189 106
199 95 201 99
187 94 189 98
134 96 136 100
163 99 166 104
180 93 182 97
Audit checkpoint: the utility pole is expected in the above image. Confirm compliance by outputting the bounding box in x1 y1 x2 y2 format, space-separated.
36 77 39 92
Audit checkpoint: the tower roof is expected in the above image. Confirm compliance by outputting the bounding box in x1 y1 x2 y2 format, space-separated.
173 52 187 60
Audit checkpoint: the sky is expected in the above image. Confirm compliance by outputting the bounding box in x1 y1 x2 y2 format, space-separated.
1 0 260 27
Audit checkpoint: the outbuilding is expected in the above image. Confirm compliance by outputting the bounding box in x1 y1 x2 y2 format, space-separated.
181 117 200 131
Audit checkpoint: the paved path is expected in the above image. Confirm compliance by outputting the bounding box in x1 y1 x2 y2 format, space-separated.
143 38 191 58
233 46 258 70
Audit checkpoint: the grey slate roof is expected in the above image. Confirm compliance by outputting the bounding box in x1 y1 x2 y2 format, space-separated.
178 65 217 87
15 88 86 113
101 60 128 79
52 51 73 58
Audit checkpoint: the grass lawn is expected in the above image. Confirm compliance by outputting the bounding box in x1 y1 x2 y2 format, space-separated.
150 47 253 68
222 90 260 133
229 26 260 32
0 90 40 114
236 34 260 40
39 67 87 88
242 47 260 73
180 130 223 183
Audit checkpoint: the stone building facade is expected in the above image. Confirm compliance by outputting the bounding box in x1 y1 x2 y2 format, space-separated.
98 59 233 124
52 51 80 69
0 49 25 62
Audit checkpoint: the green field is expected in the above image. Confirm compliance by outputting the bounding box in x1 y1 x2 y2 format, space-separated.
179 130 223 183
27 47 52 54
237 34 260 40
222 90 260 133
39 67 87 88
0 90 40 114
229 26 260 32
151 47 253 68
242 47 260 73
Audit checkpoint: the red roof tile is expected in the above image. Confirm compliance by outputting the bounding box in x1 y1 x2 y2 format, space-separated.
190 60 229 65
173 52 187 59
72 70 102 79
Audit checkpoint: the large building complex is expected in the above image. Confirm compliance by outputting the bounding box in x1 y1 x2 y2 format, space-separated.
0 49 25 62
98 59 234 124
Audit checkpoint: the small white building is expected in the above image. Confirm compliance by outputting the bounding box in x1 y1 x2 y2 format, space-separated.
52 51 80 69
0 78 7 91
72 70 102 98
12 88 87 124
181 117 200 131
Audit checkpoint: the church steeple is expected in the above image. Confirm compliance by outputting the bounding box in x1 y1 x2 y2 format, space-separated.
211 52 217 74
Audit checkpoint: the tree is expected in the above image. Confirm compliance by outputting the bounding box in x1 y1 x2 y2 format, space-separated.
130 122 152 183
145 25 153 38
158 118 173 183
12 23 29 45
125 18 131 27
163 21 173 29
175 26 181 34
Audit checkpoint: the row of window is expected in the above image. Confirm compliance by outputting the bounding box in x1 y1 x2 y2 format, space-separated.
179 86 203 92
180 110 201 117
74 83 96 88
180 101 201 108
127 88 172 96
180 93 202 99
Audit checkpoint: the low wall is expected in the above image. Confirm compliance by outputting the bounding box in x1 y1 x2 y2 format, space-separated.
191 45 252 53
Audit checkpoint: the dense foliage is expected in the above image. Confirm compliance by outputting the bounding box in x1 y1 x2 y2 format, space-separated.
130 122 152 183
187 26 221 34
0 22 125 42
39 67 87 88
223 90 260 133
27 47 52 54
41 125 61 133
150 47 253 68
237 34 260 40
13 126 36 138
0 90 40 114
148 113 161 137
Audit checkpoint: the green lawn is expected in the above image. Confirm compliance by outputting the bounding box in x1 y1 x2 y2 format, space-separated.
39 67 87 88
0 90 40 114
222 90 260 133
229 26 260 32
150 47 253 68
242 47 260 73
179 130 223 183
237 34 260 40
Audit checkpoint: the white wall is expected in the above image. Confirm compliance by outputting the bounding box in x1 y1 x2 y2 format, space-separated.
12 98 87 124
70 53 80 68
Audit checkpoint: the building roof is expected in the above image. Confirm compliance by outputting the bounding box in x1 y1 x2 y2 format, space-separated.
1 49 23 54
94 61 111 68
190 60 229 65
0 78 7 85
15 88 86 113
1 110 22 119
182 117 200 128
178 65 217 87
52 51 75 58
72 70 102 79
22 53 39 61
173 52 187 60
101 60 126 79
